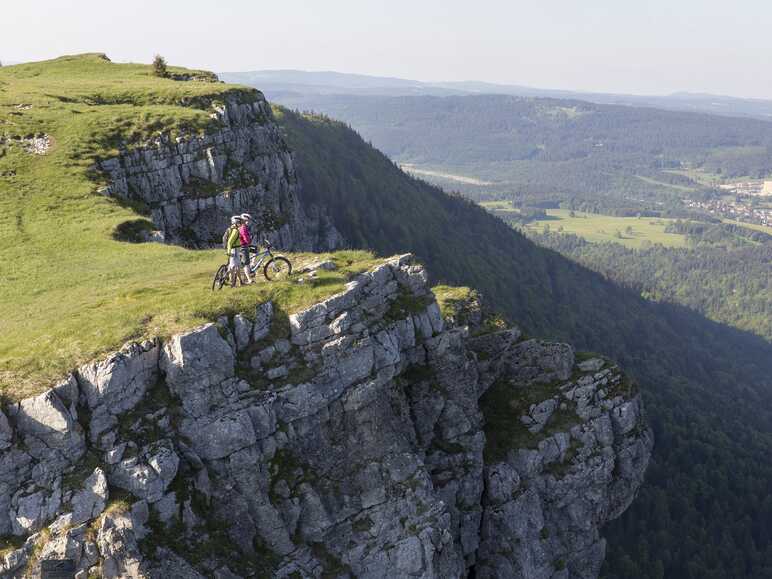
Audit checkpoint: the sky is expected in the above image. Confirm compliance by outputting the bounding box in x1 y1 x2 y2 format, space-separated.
3 0 771 99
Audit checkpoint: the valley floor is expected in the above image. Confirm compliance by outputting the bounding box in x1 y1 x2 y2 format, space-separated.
481 204 689 249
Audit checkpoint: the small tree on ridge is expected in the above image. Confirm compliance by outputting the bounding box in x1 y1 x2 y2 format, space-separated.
153 54 168 78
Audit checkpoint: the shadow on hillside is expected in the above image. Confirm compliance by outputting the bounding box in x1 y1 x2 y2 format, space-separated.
278 102 772 577
521 240 772 399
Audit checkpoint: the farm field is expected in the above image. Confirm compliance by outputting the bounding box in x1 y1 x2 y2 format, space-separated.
526 210 689 248
480 200 519 213
480 203 689 249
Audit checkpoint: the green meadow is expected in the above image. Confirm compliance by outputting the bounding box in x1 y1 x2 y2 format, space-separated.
480 202 688 249
527 209 689 248
0 54 380 398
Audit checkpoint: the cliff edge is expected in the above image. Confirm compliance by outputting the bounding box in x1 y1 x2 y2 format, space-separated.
99 94 341 250
0 256 651 578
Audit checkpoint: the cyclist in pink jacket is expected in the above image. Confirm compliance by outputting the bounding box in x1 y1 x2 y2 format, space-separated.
238 213 254 284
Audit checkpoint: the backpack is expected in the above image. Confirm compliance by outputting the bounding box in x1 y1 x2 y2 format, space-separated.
222 225 235 250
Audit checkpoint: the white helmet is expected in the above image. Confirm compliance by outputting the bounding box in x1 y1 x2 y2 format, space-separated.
230 215 241 224
240 213 252 221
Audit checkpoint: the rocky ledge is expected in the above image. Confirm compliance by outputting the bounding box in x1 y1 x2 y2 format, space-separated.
0 256 651 578
99 94 341 250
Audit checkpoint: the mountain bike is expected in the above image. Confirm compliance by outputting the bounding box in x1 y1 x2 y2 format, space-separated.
212 239 293 290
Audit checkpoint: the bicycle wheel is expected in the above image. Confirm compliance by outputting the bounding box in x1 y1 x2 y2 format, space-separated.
212 264 228 291
264 256 292 281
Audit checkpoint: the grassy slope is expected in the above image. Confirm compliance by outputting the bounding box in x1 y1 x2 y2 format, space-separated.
0 55 379 398
277 108 772 578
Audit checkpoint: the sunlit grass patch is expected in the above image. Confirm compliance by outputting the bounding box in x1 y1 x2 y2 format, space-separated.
0 54 380 398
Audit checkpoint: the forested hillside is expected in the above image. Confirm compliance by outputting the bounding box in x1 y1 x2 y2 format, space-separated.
271 93 772 211
530 230 772 341
276 107 772 578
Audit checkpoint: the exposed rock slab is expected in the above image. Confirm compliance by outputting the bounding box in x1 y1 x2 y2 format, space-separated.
98 96 342 251
0 256 652 578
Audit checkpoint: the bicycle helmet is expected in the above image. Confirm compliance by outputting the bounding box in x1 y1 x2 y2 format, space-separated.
240 213 252 221
230 215 241 224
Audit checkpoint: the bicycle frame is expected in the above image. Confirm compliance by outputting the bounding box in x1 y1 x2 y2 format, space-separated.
247 247 273 274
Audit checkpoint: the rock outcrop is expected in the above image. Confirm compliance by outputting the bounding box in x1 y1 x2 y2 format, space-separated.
471 338 651 578
0 257 651 578
98 93 342 250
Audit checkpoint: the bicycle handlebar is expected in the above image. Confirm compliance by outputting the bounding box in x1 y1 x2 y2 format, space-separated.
247 239 272 251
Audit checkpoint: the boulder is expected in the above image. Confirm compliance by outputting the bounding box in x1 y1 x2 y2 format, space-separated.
253 301 274 342
110 442 179 503
298 259 337 274
11 480 61 535
233 314 253 351
578 358 605 373
71 467 108 524
161 324 235 418
78 340 159 413
12 389 84 458
181 410 257 460
97 510 147 578
501 339 575 385
0 532 38 575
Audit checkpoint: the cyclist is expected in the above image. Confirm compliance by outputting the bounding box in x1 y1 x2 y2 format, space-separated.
238 213 254 284
240 212 254 234
225 215 242 287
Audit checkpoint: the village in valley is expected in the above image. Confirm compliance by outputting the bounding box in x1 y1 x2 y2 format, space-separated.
684 179 772 227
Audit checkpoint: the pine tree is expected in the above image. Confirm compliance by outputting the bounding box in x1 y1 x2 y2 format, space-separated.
152 54 168 78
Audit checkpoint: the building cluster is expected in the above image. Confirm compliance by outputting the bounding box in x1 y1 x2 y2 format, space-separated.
684 197 772 227
718 180 772 197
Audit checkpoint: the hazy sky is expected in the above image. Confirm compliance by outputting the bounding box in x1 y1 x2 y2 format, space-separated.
3 0 771 99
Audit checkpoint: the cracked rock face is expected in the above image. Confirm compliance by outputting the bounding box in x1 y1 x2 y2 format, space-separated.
0 256 651 578
98 95 342 251
470 336 653 579
71 468 108 525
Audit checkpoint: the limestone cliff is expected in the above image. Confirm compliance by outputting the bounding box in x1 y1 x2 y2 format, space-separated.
99 94 341 250
0 257 651 578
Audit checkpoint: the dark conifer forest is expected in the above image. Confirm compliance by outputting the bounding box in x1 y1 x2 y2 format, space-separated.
278 108 772 578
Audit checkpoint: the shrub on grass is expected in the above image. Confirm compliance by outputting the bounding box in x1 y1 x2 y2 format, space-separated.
152 54 168 78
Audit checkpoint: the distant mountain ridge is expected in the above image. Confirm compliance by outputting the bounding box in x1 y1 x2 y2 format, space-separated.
221 69 772 121
220 69 467 97
251 91 772 215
